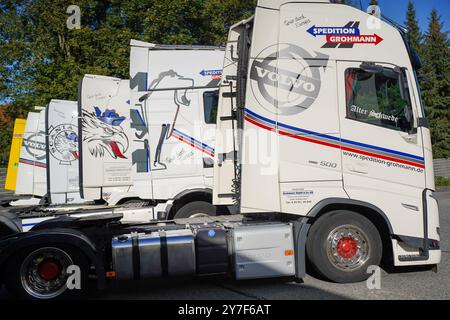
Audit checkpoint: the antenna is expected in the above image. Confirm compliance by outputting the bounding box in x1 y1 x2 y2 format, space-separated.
382 14 408 33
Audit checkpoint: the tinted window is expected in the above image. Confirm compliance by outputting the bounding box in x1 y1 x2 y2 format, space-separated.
345 68 414 133
203 90 219 124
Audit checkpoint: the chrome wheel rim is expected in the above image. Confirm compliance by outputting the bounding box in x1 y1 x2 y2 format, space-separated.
20 247 73 299
326 225 370 272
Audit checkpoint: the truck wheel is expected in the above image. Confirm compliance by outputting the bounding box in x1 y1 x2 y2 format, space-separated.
174 201 217 219
306 210 382 283
5 245 89 300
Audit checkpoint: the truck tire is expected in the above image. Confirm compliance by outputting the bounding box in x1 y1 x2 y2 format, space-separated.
4 244 89 300
306 210 382 283
174 201 217 219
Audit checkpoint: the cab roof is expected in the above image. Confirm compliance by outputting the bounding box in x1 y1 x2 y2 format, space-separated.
258 0 331 10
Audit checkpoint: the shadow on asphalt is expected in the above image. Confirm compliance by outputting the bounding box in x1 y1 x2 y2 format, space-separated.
382 264 436 274
83 275 351 300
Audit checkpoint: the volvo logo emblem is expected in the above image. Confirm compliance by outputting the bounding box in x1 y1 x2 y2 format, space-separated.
250 44 329 115
23 132 46 161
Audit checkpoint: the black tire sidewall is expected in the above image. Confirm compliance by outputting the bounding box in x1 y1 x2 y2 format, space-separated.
306 210 383 283
174 201 217 219
5 244 89 300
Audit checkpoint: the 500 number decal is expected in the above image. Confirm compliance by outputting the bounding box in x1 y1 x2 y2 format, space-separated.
320 161 338 168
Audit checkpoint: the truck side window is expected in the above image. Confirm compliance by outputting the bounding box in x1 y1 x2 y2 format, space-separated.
203 90 219 124
345 68 414 133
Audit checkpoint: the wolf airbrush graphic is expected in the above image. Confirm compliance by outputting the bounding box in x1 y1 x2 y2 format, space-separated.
82 107 129 159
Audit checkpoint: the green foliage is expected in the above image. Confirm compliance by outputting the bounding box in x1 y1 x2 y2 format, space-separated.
420 9 450 158
436 176 450 187
202 0 256 44
143 0 206 45
405 0 422 53
405 2 450 158
0 0 256 160
0 120 13 163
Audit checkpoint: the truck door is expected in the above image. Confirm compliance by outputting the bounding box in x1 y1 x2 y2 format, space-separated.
147 88 203 181
337 61 426 237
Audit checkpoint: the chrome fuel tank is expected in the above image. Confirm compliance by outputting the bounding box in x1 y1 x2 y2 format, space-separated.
112 229 195 280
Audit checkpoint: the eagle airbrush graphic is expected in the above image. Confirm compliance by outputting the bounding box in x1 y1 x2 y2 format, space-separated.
82 107 129 159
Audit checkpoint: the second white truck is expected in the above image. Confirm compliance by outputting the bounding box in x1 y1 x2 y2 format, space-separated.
79 41 227 219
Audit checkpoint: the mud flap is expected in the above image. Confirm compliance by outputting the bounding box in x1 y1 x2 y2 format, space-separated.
0 212 22 237
293 218 310 282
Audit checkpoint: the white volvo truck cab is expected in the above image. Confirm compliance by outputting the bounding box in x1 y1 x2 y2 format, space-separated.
214 0 440 282
96 40 226 219
13 109 47 205
78 75 133 204
12 101 85 207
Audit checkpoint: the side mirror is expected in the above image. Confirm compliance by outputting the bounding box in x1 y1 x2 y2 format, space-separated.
417 117 430 128
411 50 423 70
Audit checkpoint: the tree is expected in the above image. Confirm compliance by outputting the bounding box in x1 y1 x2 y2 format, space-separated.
0 0 257 160
141 0 256 46
0 0 145 162
421 9 450 158
202 0 257 45
0 1 134 104
405 0 422 53
142 0 206 45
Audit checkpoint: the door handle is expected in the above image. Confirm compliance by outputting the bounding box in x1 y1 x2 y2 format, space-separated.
402 203 419 212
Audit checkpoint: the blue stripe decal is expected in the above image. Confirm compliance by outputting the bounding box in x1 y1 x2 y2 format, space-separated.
172 129 215 153
338 137 424 161
245 108 276 125
173 129 214 151
22 223 36 227
245 108 424 162
173 130 213 151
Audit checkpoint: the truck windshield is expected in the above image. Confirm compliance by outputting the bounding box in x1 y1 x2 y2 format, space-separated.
345 67 414 133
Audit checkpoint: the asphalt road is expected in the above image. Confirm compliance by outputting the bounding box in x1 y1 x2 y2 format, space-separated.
1 191 449 300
